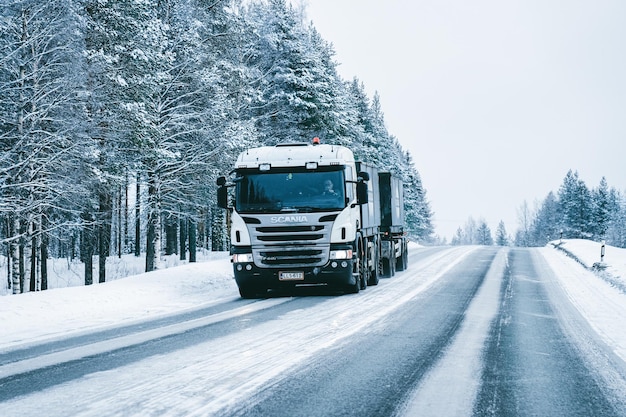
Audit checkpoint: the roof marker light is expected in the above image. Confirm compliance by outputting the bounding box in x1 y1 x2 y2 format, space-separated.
312 137 320 145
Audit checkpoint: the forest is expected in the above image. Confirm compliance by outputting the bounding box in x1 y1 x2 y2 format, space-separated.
450 171 626 249
0 0 433 294
514 171 626 248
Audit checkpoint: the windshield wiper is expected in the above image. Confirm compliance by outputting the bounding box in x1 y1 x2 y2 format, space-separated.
295 206 316 213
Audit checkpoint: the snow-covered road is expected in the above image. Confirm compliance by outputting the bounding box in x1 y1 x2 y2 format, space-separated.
1 242 625 416
1 246 475 416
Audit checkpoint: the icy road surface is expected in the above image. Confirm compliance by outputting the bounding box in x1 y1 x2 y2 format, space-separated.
1 246 625 416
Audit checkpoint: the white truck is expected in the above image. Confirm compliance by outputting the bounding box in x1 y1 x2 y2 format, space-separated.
216 139 408 298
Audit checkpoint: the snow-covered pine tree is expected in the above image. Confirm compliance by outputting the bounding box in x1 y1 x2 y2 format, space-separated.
401 152 433 242
591 177 612 241
83 0 135 279
558 170 593 239
530 191 560 246
247 0 345 145
495 220 508 246
0 0 85 292
606 191 626 248
184 0 257 253
476 220 493 245
522 174 625 248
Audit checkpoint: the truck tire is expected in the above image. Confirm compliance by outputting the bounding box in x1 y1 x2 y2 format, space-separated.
396 245 408 271
381 257 391 278
344 257 361 294
368 238 380 286
359 239 368 290
347 237 364 294
368 256 380 285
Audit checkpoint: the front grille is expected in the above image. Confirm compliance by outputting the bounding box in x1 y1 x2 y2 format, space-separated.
259 249 324 265
257 225 324 233
249 218 333 268
258 234 324 242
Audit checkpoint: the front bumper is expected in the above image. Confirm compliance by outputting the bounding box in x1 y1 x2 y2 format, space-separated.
232 259 356 290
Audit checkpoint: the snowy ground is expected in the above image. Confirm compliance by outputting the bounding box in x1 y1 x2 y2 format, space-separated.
539 240 626 362
1 240 625 359
0 250 237 349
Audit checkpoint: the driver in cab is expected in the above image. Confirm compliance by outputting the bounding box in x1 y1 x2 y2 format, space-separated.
323 179 338 196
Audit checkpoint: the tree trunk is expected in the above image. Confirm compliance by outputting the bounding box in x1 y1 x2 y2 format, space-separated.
71 233 76 261
146 216 156 272
179 216 187 261
145 171 160 272
6 243 10 291
41 214 48 290
30 227 37 292
188 218 197 263
124 173 129 255
98 186 111 283
84 249 93 286
19 220 26 293
164 216 177 256
10 216 20 294
82 211 94 285
117 185 122 258
5 217 10 291
135 172 141 257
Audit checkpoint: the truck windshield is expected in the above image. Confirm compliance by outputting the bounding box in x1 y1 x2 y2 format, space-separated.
235 169 346 213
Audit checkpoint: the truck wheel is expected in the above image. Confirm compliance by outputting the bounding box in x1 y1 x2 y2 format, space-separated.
396 248 407 271
359 244 368 290
368 239 380 286
402 246 408 269
345 262 361 294
368 257 379 285
347 237 364 294
382 257 392 278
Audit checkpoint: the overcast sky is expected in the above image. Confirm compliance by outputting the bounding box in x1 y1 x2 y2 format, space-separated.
303 0 626 240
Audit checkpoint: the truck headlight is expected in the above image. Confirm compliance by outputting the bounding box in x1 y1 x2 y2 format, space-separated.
330 249 353 260
232 253 253 263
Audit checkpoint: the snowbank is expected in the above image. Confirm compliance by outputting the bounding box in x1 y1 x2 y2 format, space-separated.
0 253 237 349
551 239 626 293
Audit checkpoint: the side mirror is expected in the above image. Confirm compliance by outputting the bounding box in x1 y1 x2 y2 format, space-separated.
216 176 229 208
357 171 370 181
217 186 228 209
356 181 368 205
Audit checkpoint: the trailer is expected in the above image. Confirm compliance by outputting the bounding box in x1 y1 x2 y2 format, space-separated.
217 139 408 298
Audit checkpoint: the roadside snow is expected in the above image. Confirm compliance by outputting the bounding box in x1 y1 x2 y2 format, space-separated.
540 240 626 362
0 253 236 350
551 239 626 293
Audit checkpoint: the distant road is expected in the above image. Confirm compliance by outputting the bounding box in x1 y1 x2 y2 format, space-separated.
1 247 624 417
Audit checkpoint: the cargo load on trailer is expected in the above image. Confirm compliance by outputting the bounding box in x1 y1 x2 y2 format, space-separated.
216 138 408 298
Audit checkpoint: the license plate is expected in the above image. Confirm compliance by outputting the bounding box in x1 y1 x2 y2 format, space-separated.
279 271 304 281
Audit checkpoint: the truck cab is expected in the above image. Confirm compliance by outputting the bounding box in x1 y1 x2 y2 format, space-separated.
217 141 369 298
